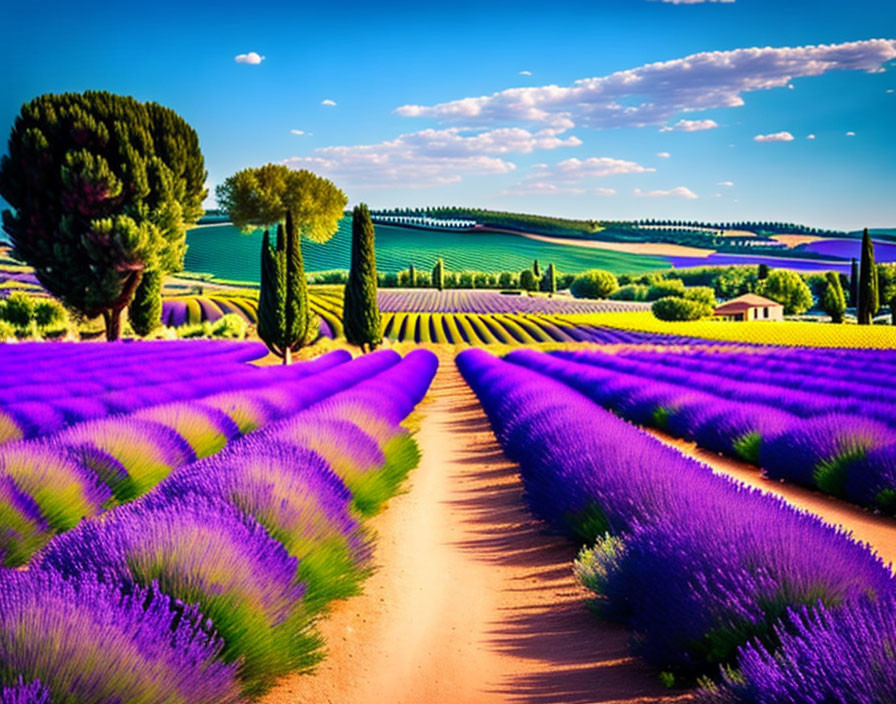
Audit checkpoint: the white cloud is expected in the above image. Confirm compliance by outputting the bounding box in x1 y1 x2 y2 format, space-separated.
717 180 734 186
234 52 264 65
661 0 734 3
282 126 581 187
395 40 896 130
807 133 816 139
321 99 337 106
754 131 795 142
290 129 306 136
846 131 856 136
519 70 532 76
656 152 671 158
528 156 654 181
888 88 895 93
659 119 719 132
634 186 699 199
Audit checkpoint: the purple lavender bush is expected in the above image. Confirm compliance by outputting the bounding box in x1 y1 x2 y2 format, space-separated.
0 571 242 704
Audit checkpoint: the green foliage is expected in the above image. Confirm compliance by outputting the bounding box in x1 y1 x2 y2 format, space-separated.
683 286 717 308
542 262 557 295
858 228 879 325
175 313 247 339
0 292 70 338
343 204 382 352
850 258 859 307
432 258 445 291
519 269 537 291
610 284 649 301
498 271 514 289
757 263 769 280
532 259 541 278
408 263 417 287
759 269 813 315
646 279 686 301
389 206 603 238
0 91 206 340
128 269 163 336
652 296 712 321
218 164 346 362
821 271 847 323
574 534 626 602
570 269 618 299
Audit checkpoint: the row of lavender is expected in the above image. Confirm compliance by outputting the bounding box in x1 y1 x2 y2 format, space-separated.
0 350 438 702
457 349 895 702
523 348 896 513
0 341 272 444
0 348 383 566
377 288 650 314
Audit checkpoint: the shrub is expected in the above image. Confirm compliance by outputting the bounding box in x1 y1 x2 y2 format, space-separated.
646 279 686 301
497 271 514 288
609 284 649 301
651 296 710 321
0 320 15 339
519 269 537 292
570 269 618 299
683 286 717 308
0 292 34 330
759 270 813 314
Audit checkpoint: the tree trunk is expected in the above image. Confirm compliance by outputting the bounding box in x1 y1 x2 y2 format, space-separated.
103 307 124 341
283 347 292 366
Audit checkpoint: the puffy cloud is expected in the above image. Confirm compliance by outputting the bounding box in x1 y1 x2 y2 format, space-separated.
395 40 896 130
519 70 532 76
282 126 581 187
807 133 816 139
888 88 895 93
634 186 699 199
846 131 856 136
528 156 654 181
659 119 719 132
321 99 337 106
290 129 306 135
234 52 264 65
656 152 671 158
717 180 734 186
754 131 795 142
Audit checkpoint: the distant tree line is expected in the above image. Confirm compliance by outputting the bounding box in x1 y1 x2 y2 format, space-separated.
372 206 602 238
629 219 845 237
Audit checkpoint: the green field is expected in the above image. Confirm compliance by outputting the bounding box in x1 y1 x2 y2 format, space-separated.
183 218 668 282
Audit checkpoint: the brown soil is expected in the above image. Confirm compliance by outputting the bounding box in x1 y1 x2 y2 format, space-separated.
262 354 689 704
646 430 896 571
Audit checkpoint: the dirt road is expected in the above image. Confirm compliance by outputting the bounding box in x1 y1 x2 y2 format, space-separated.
263 359 687 704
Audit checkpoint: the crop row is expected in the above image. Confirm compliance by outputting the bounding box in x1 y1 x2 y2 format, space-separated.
0 342 329 445
376 289 649 315
518 349 896 513
456 348 895 700
381 311 724 346
0 350 405 566
0 350 438 702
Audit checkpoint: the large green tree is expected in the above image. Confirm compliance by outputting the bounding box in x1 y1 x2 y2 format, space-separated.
821 271 846 323
343 204 381 352
0 91 206 340
759 270 813 315
216 164 346 363
857 228 879 325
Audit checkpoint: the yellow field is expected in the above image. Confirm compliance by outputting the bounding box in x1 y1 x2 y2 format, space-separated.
563 311 896 348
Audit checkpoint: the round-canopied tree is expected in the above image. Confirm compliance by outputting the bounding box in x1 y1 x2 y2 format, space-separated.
343 203 381 352
519 269 537 292
216 164 347 363
0 91 206 340
759 269 813 315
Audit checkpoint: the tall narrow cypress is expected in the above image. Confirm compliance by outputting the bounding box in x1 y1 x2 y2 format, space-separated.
409 263 417 288
858 228 879 325
343 204 382 352
432 258 445 291
543 262 557 296
533 259 541 278
849 257 859 307
128 269 163 336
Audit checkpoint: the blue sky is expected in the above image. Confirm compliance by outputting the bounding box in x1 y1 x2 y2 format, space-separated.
2 0 895 230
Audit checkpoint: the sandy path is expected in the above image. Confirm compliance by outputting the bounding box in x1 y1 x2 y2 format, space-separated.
262 357 688 704
647 430 896 570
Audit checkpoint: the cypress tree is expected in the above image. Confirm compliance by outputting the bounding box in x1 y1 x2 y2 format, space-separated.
128 269 163 336
409 263 417 288
849 257 859 307
533 259 541 278
821 271 846 324
858 228 879 325
343 204 382 352
758 263 769 280
543 262 557 296
432 258 445 291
